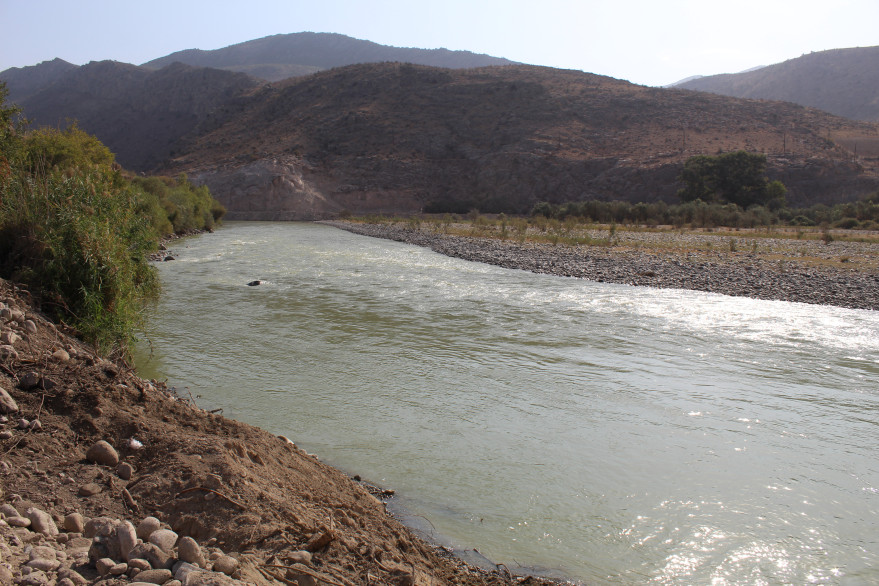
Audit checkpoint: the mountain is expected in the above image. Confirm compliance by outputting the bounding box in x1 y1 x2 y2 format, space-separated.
676 46 879 121
1 58 78 103
162 63 879 219
10 61 260 170
5 53 879 219
142 32 516 81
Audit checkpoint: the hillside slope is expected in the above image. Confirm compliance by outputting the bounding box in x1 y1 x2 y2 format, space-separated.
676 46 879 122
143 32 516 81
12 61 261 170
165 63 879 218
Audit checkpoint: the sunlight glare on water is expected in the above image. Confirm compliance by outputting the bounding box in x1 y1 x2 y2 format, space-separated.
135 222 879 584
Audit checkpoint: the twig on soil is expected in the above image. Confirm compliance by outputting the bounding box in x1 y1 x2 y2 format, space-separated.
263 564 347 586
175 485 247 508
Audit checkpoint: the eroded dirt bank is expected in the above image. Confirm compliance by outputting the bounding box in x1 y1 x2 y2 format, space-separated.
0 278 557 585
324 221 879 311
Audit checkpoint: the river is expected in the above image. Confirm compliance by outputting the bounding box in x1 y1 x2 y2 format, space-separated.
134 222 879 584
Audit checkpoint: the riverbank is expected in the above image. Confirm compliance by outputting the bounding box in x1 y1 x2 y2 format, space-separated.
323 221 879 311
0 277 559 585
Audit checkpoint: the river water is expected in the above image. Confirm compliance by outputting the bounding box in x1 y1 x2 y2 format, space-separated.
134 222 879 584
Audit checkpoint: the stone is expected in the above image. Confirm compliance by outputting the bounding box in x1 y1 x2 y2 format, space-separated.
117 520 138 561
110 562 129 575
29 545 58 561
148 528 178 552
96 557 116 576
0 430 11 440
27 557 61 571
24 319 38 334
0 331 19 345
5 515 29 527
287 550 313 565
129 558 152 571
128 541 173 570
57 568 88 585
117 461 135 480
58 579 76 586
183 570 237 585
78 483 102 497
63 512 85 533
0 503 20 517
0 387 18 414
25 507 59 536
0 345 18 360
18 371 42 390
132 568 173 584
173 561 201 581
86 440 119 466
84 517 119 539
52 349 71 362
211 554 238 575
177 536 206 566
136 516 161 540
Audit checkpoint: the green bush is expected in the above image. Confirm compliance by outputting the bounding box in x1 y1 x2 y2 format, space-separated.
0 164 159 355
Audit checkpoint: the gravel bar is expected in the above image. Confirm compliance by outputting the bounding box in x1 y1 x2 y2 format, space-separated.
322 221 879 311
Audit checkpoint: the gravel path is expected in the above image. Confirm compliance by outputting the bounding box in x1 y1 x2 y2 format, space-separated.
323 221 879 311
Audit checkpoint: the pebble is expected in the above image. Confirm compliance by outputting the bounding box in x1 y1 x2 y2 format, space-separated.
177 536 206 567
24 320 38 334
1 503 21 516
52 349 71 362
6 515 31 527
132 567 173 583
18 371 42 390
63 512 85 533
0 344 18 360
96 557 116 576
0 387 18 414
117 520 138 561
86 440 119 466
211 554 239 575
116 461 135 480
287 550 313 565
25 507 59 536
78 483 103 497
0 330 19 345
148 528 179 552
136 516 161 540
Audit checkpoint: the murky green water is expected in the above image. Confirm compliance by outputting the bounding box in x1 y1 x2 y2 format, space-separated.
135 222 879 584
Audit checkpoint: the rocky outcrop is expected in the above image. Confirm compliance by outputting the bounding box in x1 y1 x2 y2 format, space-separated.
188 155 422 220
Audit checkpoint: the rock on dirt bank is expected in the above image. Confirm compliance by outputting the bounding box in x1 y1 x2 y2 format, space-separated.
0 278 557 585
323 222 879 311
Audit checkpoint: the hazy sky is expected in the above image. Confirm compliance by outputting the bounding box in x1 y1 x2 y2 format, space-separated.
2 0 877 87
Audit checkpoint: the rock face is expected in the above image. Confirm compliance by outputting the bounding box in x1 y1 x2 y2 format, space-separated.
190 157 358 221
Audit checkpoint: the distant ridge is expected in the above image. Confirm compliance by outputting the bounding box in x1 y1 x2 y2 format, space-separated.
141 32 517 81
1 58 78 103
676 46 879 121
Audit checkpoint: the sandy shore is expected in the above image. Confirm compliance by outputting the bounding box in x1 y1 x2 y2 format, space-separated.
324 221 879 311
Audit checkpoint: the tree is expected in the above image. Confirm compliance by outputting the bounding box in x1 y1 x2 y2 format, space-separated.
678 151 786 209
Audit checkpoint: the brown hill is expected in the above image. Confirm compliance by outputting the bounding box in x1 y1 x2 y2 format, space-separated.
676 46 879 122
142 32 516 82
13 61 261 170
164 63 879 219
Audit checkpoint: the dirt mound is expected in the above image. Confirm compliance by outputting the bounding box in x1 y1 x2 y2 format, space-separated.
0 278 552 585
